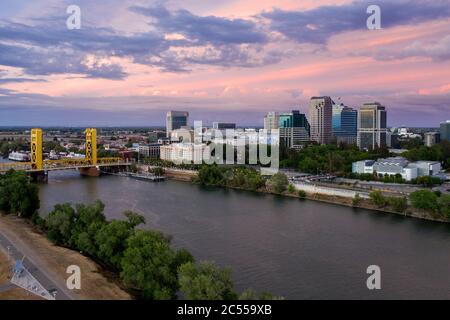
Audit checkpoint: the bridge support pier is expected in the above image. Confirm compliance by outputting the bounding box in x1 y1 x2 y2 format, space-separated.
79 167 101 177
30 171 48 183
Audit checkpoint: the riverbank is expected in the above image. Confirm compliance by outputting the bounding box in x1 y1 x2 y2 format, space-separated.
146 165 448 224
0 214 132 300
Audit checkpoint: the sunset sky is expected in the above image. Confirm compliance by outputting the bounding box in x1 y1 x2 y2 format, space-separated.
1 0 450 127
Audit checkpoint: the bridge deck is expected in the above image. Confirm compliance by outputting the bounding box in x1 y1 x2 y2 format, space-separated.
0 158 131 173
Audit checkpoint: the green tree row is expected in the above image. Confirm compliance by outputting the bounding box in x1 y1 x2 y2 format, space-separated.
280 144 389 175
194 164 290 195
402 141 450 170
409 190 450 219
368 190 450 220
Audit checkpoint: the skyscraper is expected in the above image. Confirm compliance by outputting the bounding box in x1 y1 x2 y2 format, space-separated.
263 110 310 149
166 111 189 137
357 103 387 150
309 97 332 144
333 106 358 144
264 112 279 130
440 120 450 141
332 102 345 133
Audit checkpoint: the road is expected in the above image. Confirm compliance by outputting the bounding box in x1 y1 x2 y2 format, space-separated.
0 231 74 300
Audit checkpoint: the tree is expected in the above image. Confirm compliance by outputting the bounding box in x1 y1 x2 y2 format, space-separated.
409 190 438 212
96 220 134 268
120 230 190 300
69 200 106 251
195 164 226 186
123 210 146 228
45 203 76 245
0 170 40 218
266 173 289 194
178 261 237 300
95 210 145 268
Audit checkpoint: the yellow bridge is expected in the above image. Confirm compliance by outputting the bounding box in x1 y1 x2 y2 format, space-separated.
0 128 130 178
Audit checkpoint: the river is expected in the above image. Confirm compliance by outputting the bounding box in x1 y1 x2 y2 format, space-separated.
29 170 450 299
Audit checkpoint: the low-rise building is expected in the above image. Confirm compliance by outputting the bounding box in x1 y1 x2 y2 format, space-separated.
138 143 161 159
160 143 210 164
352 157 442 181
352 160 376 174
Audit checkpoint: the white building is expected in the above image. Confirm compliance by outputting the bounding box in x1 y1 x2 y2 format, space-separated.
160 143 210 164
138 144 161 158
352 157 442 181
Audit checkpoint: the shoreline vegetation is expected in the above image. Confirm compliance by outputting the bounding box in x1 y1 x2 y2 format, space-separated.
0 170 282 300
141 163 450 224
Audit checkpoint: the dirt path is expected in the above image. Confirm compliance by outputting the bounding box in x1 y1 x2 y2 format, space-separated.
0 214 131 300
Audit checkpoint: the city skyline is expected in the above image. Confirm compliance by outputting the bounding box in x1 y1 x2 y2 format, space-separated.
1 0 450 126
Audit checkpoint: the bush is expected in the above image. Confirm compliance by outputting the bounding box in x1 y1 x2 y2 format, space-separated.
369 191 387 208
298 190 307 199
437 195 450 218
352 193 362 206
287 184 296 194
409 190 438 212
388 196 408 213
266 173 289 194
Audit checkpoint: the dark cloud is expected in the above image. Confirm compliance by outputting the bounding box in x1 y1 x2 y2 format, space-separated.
262 0 450 44
129 5 268 46
0 4 280 78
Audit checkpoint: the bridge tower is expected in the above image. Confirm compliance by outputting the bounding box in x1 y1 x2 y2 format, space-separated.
30 128 43 171
85 128 97 165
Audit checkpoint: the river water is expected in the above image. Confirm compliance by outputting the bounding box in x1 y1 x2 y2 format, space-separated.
30 170 450 299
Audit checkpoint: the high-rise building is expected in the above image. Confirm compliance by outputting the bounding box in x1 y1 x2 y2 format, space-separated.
309 97 333 144
279 110 310 149
424 132 441 147
332 103 358 144
263 110 310 149
166 111 189 137
440 121 450 141
332 102 345 133
357 103 387 150
264 112 279 130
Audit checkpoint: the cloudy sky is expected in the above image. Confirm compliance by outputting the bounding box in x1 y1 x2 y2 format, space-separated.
1 0 450 127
